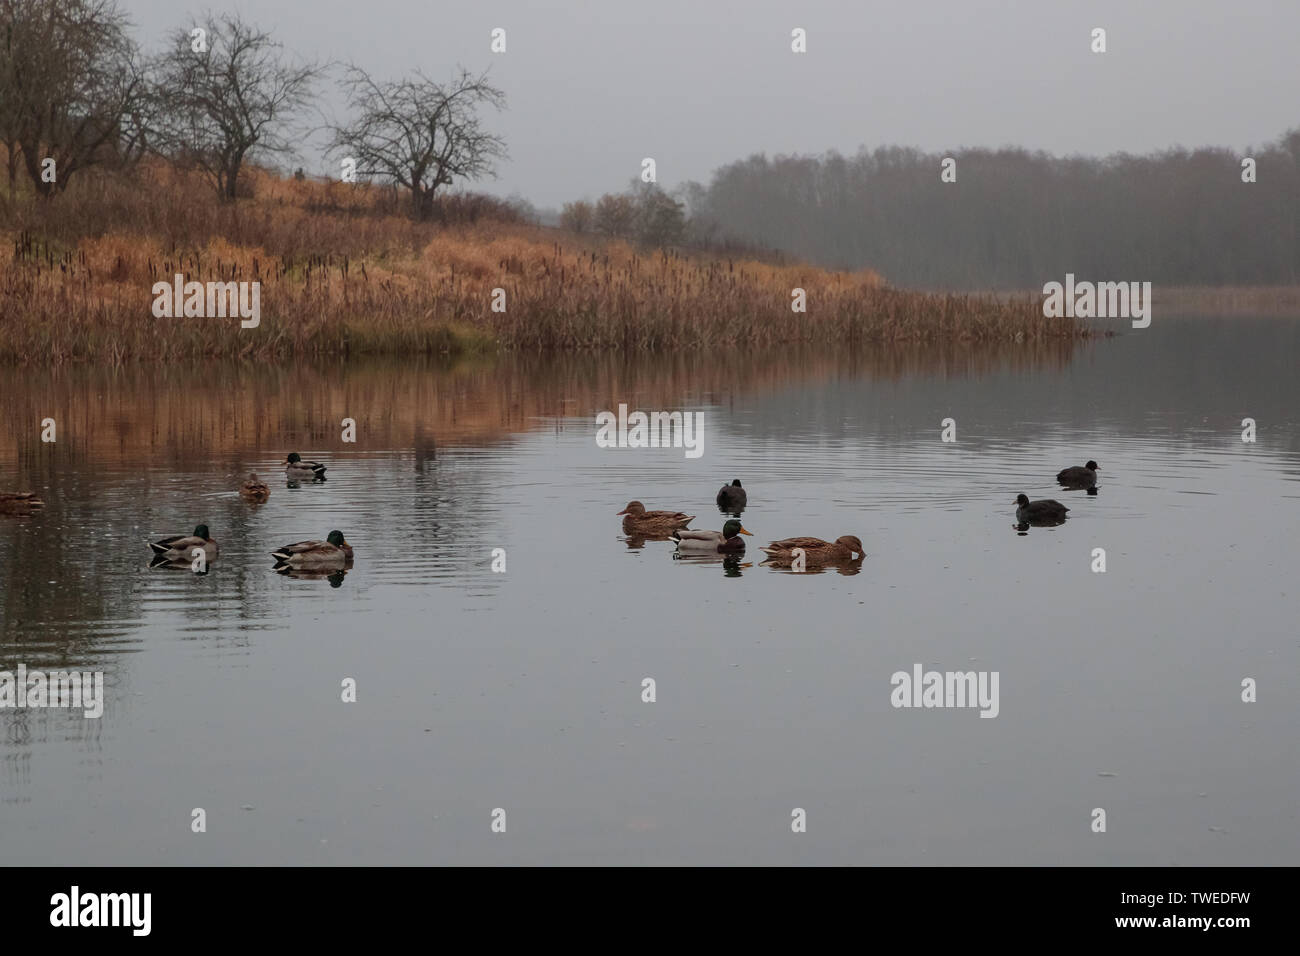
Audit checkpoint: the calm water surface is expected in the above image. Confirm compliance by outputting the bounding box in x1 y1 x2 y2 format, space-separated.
1 318 1298 864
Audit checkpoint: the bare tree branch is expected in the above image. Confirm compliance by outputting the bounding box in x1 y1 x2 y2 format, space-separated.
0 0 146 198
151 12 320 201
328 65 506 218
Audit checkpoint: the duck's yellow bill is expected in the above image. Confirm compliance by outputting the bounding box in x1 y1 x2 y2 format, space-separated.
739 527 753 535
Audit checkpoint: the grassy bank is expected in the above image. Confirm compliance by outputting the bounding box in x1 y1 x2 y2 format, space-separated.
0 165 1083 363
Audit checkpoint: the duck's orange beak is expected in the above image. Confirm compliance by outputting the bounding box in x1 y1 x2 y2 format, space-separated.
739 527 752 536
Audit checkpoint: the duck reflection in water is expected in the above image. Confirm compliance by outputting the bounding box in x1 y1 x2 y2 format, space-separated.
148 556 213 574
275 566 350 587
671 550 752 577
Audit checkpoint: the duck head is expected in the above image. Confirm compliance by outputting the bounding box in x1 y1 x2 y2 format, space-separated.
837 535 864 558
1086 460 1099 470
1015 494 1030 507
193 524 211 540
722 519 752 539
327 529 349 548
617 501 646 516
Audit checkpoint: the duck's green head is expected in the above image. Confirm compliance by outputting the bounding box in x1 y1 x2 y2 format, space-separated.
327 529 348 547
286 452 303 464
722 519 751 539
193 524 210 539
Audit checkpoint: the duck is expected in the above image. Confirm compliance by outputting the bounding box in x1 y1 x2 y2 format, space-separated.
240 473 270 501
1015 494 1069 523
671 519 752 553
0 491 44 514
1056 460 1099 486
150 524 219 560
272 530 353 566
715 479 747 512
760 535 865 566
617 501 693 535
284 452 327 481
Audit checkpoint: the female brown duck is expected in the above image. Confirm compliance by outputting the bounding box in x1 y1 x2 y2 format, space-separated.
0 491 44 514
760 535 865 566
618 501 693 535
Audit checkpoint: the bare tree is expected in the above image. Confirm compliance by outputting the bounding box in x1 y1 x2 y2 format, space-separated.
152 13 319 201
0 0 145 199
329 65 506 218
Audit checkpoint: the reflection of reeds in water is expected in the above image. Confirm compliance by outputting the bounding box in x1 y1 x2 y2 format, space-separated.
0 342 1082 471
0 168 1085 362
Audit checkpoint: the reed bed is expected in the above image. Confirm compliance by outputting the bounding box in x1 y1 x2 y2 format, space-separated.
0 165 1084 363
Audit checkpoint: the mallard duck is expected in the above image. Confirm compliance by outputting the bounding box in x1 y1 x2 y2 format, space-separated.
272 530 353 566
760 535 864 566
671 519 752 553
1056 460 1099 486
715 479 747 511
150 524 219 560
618 501 693 535
284 452 327 481
1015 494 1069 523
0 491 44 514
240 473 270 501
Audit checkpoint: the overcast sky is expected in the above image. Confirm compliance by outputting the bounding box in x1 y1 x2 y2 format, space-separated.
124 0 1300 207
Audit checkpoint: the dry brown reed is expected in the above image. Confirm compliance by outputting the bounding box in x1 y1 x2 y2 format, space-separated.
0 162 1085 363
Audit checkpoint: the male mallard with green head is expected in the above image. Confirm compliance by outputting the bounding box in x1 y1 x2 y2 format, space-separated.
272 530 353 566
284 453 327 481
617 501 693 535
150 524 219 560
671 519 752 553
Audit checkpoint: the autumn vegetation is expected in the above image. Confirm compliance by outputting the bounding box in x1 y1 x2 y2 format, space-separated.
0 0 1082 364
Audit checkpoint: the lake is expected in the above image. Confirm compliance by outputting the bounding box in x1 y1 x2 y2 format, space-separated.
1 316 1297 865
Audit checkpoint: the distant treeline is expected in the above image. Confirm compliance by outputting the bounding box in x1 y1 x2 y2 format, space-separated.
685 131 1300 289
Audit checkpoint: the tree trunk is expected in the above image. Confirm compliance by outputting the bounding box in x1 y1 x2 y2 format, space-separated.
4 142 16 202
21 147 55 199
